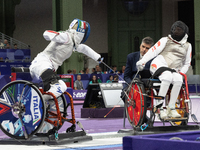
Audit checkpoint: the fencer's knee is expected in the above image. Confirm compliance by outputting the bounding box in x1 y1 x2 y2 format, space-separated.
40 69 60 91
172 72 183 84
48 80 67 97
58 80 67 92
159 71 173 83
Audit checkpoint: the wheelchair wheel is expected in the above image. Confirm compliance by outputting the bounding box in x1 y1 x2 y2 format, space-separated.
125 82 147 128
38 94 67 133
0 80 46 139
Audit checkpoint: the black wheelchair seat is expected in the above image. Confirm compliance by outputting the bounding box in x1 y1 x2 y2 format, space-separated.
141 78 161 89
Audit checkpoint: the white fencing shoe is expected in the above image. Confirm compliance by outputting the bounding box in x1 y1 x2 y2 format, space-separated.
167 107 181 118
159 109 167 119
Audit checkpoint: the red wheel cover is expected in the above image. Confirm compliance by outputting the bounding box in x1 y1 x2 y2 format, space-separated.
127 83 144 126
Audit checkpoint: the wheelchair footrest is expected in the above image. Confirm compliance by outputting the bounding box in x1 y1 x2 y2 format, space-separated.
163 117 188 122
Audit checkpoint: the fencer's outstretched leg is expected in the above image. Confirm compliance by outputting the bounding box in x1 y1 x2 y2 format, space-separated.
155 70 174 120
167 82 182 118
157 80 170 119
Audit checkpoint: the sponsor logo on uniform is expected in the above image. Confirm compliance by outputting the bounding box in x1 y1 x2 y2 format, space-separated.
57 86 63 94
77 28 85 33
151 64 157 69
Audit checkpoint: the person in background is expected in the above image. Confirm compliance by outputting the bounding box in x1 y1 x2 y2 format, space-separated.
106 75 113 83
92 68 96 73
113 75 119 83
14 44 18 49
109 65 120 74
73 69 76 74
84 67 90 74
89 75 99 84
67 69 73 74
79 70 84 74
120 66 126 74
120 65 126 80
4 40 10 49
94 65 102 74
124 36 154 87
99 66 104 74
74 74 84 90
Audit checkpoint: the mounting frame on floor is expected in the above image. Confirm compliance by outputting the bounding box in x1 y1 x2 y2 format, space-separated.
118 125 200 135
0 131 92 145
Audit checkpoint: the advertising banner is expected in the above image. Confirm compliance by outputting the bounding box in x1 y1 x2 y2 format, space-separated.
73 90 87 100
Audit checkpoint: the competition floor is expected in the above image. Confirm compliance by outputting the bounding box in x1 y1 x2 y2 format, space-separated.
0 95 200 150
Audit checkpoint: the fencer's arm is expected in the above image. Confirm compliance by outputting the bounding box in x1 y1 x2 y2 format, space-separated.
43 30 70 43
141 37 167 64
180 44 192 74
75 44 101 61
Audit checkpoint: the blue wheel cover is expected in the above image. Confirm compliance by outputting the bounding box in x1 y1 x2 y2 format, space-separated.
0 82 44 137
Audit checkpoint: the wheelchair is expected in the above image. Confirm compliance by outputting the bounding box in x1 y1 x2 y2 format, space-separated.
125 71 191 129
0 80 76 140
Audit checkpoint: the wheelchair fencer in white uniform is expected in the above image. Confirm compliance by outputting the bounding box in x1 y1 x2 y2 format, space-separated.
29 19 101 99
136 21 192 119
29 19 102 133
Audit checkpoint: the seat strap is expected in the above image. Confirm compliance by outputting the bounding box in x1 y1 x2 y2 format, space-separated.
151 67 176 79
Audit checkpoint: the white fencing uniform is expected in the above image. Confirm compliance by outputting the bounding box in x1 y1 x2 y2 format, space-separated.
137 34 192 114
30 29 101 98
137 21 192 118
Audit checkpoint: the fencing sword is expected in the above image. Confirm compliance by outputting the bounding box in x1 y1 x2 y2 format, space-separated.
101 61 149 99
100 60 144 117
100 60 165 118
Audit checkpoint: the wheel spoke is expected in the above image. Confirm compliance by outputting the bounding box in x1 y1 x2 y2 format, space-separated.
18 113 28 139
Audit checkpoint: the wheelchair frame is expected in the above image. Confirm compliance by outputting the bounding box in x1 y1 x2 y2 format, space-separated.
0 80 77 140
125 72 190 129
39 90 76 133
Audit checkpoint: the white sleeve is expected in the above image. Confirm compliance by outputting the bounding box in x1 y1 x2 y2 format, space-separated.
75 44 101 61
43 30 70 44
180 44 192 74
141 37 168 64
